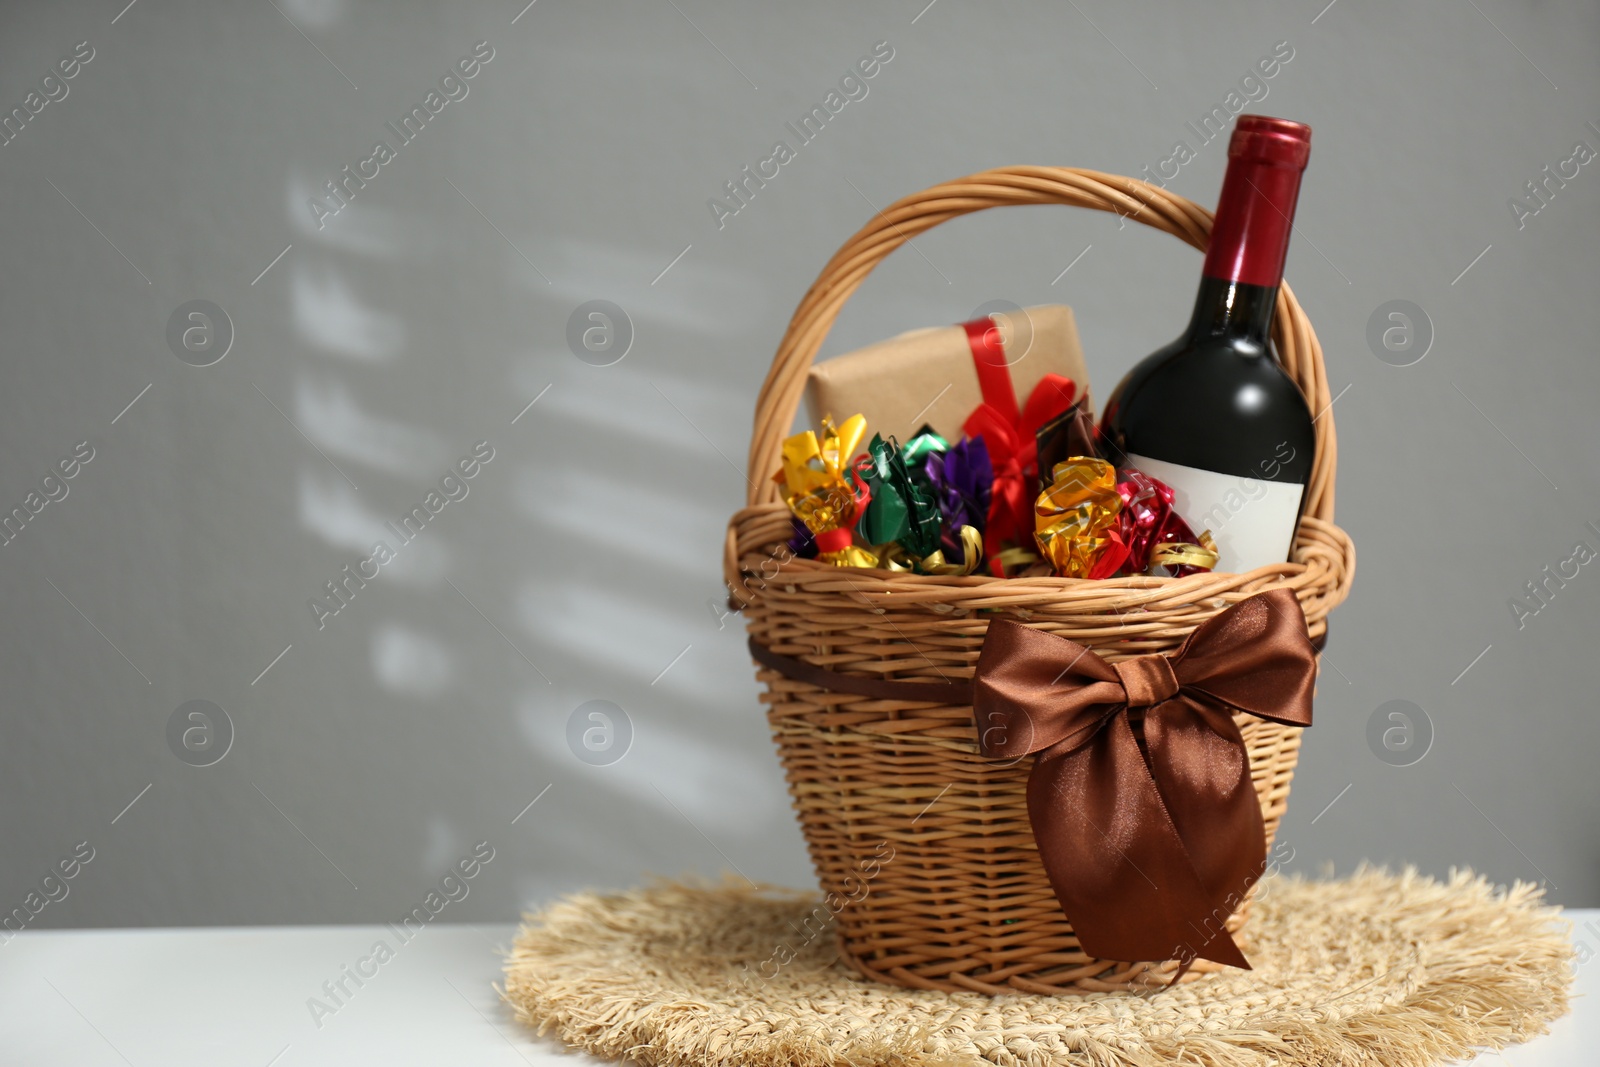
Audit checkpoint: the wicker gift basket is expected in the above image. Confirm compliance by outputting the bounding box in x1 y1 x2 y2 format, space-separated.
723 166 1355 995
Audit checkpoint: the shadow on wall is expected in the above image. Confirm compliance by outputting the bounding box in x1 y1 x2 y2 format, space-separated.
276 150 791 913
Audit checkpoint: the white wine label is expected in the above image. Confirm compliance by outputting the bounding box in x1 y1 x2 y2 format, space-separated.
1125 454 1304 574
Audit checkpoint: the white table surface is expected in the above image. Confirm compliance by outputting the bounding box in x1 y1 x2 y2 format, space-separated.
2 915 1592 1066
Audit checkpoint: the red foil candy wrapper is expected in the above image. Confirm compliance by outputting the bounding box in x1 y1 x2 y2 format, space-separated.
1115 467 1218 577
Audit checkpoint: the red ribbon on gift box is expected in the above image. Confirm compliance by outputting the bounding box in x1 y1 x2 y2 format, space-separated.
959 317 1078 576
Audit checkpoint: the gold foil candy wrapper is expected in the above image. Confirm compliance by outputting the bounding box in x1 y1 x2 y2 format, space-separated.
877 524 984 575
1151 530 1219 572
778 414 872 567
1033 458 1126 579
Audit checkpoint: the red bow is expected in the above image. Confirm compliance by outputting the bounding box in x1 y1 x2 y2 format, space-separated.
958 318 1077 576
973 589 1316 968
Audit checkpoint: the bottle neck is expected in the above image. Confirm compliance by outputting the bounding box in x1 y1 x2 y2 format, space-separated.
1189 144 1304 348
1185 275 1278 343
1201 154 1303 289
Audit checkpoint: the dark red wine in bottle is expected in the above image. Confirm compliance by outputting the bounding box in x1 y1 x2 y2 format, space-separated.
1100 115 1316 573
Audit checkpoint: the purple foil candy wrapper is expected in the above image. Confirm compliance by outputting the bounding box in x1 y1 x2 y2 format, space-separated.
786 516 819 560
925 437 993 565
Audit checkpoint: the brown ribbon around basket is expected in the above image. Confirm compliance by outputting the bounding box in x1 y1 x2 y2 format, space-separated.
746 639 973 704
747 589 1318 972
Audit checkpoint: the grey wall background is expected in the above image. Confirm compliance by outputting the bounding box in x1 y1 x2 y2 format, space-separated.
1 0 1596 930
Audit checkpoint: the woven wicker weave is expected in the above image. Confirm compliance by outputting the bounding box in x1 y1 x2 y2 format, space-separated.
724 167 1355 995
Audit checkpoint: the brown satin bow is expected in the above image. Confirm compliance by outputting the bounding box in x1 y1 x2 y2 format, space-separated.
973 588 1316 969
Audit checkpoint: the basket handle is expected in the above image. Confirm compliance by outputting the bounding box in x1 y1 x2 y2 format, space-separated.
744 166 1337 524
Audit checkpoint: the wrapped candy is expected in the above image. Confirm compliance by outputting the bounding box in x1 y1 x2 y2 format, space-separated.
778 414 877 567
1114 468 1219 577
1034 458 1129 579
856 434 941 559
901 426 949 469
1033 396 1100 492
1152 535 1220 576
900 426 951 523
785 516 818 560
925 436 993 569
856 434 981 574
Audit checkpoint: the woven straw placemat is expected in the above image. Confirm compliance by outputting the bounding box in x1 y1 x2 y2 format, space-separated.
503 867 1572 1067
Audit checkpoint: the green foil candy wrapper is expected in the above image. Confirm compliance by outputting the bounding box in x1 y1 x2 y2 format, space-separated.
901 424 949 508
855 434 944 565
901 425 949 467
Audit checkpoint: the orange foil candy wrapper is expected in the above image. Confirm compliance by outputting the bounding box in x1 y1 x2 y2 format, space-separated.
1034 459 1219 579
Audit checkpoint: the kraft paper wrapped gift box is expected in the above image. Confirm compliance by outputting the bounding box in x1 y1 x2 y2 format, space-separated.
804 305 1091 442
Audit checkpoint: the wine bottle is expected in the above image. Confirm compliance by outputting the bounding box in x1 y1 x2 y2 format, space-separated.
1100 115 1316 573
